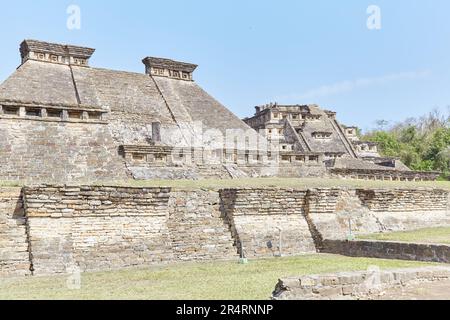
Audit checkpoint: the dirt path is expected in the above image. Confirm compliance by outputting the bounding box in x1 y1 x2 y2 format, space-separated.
375 280 450 300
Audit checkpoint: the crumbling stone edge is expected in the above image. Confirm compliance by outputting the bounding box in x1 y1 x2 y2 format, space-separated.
272 266 450 300
322 240 450 264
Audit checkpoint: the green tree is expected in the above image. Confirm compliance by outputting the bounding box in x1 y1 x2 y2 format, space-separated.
365 131 401 157
362 109 450 180
426 127 450 172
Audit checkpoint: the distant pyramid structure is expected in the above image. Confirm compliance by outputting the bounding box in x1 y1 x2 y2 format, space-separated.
0 40 439 183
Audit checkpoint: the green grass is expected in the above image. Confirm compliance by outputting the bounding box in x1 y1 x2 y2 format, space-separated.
0 181 23 187
1 177 449 190
358 227 450 245
0 254 437 300
103 177 450 191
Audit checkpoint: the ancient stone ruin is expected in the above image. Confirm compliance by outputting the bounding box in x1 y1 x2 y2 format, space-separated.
1 185 449 276
0 40 447 278
0 40 440 183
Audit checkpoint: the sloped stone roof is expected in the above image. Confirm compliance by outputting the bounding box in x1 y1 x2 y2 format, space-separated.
143 57 198 73
71 66 175 124
299 108 349 154
0 46 254 145
0 60 80 107
333 157 396 171
153 76 251 133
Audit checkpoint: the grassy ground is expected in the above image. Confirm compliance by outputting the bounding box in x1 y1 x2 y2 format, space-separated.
358 227 450 245
0 181 23 187
2 178 449 190
0 254 437 300
106 178 450 191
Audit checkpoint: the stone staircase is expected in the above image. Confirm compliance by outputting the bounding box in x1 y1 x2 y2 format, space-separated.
223 164 249 179
285 120 312 152
330 119 358 158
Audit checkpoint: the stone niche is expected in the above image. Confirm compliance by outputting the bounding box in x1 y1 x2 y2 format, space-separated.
0 103 107 123
142 56 198 81
20 39 95 66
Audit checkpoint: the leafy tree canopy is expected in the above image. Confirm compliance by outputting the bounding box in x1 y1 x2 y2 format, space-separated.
362 108 450 180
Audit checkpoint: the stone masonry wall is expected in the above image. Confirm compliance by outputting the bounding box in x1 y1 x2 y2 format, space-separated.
1 186 449 276
219 187 450 257
323 240 450 264
0 120 127 183
0 188 30 276
167 190 237 261
272 266 450 300
356 189 449 212
23 186 237 275
220 189 317 258
307 188 450 241
306 188 386 241
330 168 440 182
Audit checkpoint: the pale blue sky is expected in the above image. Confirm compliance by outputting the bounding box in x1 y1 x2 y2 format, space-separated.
1 0 449 131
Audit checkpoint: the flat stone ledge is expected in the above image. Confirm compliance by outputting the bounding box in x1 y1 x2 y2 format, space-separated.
272 266 450 300
322 239 450 264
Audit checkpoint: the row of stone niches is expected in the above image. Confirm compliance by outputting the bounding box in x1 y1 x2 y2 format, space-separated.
128 149 321 167
0 105 105 122
330 171 438 182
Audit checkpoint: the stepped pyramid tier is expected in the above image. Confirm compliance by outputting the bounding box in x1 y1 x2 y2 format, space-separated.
243 103 439 181
0 40 440 183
